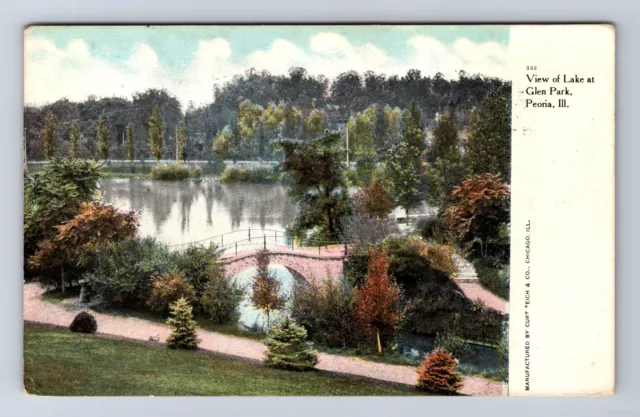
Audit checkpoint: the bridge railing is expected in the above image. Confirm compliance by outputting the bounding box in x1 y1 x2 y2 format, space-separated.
167 229 351 258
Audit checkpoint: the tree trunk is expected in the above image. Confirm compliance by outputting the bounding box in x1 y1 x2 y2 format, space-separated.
61 265 66 294
376 329 382 354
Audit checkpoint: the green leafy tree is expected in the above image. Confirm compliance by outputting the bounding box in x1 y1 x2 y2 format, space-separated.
166 297 200 350
304 108 326 139
96 116 109 160
264 316 319 371
24 159 102 275
126 123 134 162
68 123 80 159
279 132 351 241
402 102 425 152
347 105 377 159
466 88 511 180
251 249 285 329
43 114 55 159
177 124 187 162
425 107 466 210
147 107 165 162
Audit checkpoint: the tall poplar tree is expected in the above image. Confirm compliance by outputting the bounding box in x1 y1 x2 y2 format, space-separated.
148 107 165 162
126 123 134 162
96 116 109 160
177 124 187 162
68 122 80 159
43 114 55 159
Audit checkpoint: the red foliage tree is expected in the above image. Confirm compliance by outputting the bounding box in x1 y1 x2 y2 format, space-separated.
353 245 401 353
416 348 463 395
353 179 396 219
443 173 510 260
29 202 138 290
251 249 285 329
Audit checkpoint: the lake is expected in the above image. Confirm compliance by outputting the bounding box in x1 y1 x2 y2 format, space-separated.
100 178 298 249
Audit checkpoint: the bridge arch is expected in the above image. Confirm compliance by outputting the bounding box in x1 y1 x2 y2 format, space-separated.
220 247 345 283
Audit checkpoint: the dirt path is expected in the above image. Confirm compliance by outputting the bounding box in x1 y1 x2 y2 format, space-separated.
23 283 504 396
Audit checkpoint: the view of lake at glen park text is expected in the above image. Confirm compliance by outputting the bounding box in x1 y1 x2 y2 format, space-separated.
23 25 511 397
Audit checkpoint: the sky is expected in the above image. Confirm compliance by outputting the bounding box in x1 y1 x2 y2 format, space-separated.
24 25 510 108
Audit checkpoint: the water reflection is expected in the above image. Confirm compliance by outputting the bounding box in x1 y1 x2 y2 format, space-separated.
100 178 298 246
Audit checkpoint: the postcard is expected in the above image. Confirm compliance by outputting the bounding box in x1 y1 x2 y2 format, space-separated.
22 24 614 397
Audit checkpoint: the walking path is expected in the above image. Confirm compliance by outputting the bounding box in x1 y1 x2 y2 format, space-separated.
453 255 507 314
23 284 504 396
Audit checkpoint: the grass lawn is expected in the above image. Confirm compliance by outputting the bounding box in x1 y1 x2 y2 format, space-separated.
24 324 425 396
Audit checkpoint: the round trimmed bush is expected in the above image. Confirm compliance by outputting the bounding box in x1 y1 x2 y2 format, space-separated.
69 311 98 334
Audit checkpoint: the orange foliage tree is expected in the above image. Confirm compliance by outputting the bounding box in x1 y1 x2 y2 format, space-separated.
353 179 396 219
251 249 285 329
29 202 138 290
354 245 401 353
443 173 510 261
416 348 463 395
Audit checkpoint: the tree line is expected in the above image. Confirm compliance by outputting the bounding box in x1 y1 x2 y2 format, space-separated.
24 67 507 162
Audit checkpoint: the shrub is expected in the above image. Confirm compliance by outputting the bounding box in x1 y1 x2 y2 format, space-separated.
166 297 199 350
219 166 279 183
69 311 98 334
383 235 448 294
414 215 446 244
291 276 357 348
423 244 458 278
264 316 318 371
175 244 225 299
149 163 202 180
343 212 398 255
473 258 508 299
200 268 245 324
84 237 176 308
147 269 196 314
400 278 505 345
433 314 470 360
29 203 138 289
416 349 463 395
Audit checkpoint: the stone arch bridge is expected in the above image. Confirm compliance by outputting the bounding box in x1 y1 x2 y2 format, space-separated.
219 245 347 283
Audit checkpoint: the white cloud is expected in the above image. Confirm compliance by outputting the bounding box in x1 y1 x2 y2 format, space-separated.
24 33 509 108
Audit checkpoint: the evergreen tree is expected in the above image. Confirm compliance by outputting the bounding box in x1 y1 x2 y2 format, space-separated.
416 348 463 395
148 107 165 162
126 123 134 162
385 102 426 216
279 132 351 241
402 102 425 153
96 116 109 160
43 114 55 159
166 297 200 350
354 245 401 353
251 249 285 329
425 107 466 210
264 316 319 371
466 88 511 181
68 123 80 159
